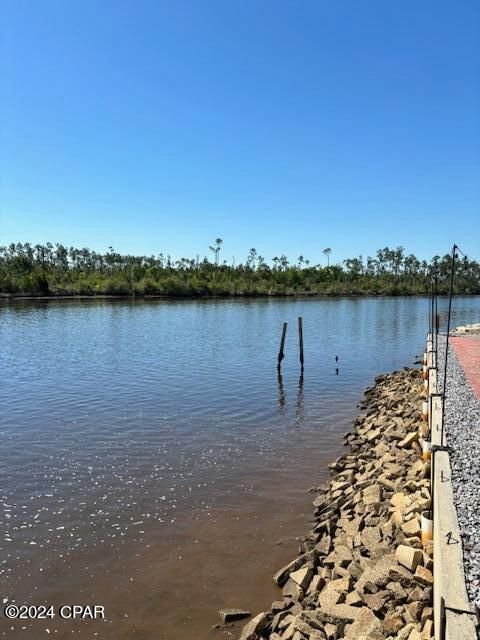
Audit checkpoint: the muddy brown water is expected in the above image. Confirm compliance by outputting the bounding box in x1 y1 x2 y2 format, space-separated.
1 296 480 639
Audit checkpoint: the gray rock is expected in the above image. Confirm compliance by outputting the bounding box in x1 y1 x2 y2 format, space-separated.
343 606 384 639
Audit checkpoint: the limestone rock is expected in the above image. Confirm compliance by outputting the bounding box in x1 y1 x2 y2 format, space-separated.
405 601 423 623
329 575 351 593
363 590 390 613
318 583 342 609
289 565 313 590
271 600 291 613
342 516 363 538
307 574 325 595
361 526 382 550
345 590 363 606
355 553 398 593
218 608 250 623
403 535 423 549
386 580 408 601
343 606 384 639
278 613 294 629
270 610 290 631
239 612 268 640
414 565 433 586
408 586 424 602
401 518 421 538
316 534 332 555
363 484 382 506
331 480 350 492
293 615 321 636
422 552 433 571
420 607 433 625
317 602 360 624
280 620 296 640
383 611 404 633
324 544 352 568
421 618 433 639
283 577 304 600
324 622 338 640
391 492 411 511
396 623 416 640
273 550 316 586
398 431 419 448
299 610 326 630
395 544 423 572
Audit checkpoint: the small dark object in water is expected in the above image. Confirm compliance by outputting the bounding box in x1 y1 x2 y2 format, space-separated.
335 355 338 362
219 609 251 623
335 368 339 375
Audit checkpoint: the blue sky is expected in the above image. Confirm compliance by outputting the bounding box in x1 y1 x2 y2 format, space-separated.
1 0 479 265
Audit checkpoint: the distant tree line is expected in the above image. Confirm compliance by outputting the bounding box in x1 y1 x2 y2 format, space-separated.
0 241 479 297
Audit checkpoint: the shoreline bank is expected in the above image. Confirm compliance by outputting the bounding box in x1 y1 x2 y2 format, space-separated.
2 293 477 302
235 368 434 640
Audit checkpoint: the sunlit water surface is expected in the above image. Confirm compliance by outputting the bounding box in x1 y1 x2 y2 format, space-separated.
1 297 479 639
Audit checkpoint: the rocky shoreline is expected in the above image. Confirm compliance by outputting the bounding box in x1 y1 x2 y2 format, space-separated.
452 322 480 335
238 368 434 640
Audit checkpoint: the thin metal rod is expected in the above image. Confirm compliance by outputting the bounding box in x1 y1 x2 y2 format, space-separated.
441 245 457 446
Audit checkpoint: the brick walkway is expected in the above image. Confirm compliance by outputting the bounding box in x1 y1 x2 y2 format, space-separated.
450 336 480 399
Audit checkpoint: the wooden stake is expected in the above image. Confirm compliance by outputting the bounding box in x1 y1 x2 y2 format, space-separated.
298 317 304 369
277 322 287 368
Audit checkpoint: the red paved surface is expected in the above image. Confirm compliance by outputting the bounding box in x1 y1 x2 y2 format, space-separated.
451 336 480 399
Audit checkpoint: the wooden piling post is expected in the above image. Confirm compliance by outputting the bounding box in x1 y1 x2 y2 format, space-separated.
298 317 304 370
277 322 287 368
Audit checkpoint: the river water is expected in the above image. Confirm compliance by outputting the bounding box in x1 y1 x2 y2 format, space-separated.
1 296 479 639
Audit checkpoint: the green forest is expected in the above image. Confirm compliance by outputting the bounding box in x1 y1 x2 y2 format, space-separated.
1 241 479 297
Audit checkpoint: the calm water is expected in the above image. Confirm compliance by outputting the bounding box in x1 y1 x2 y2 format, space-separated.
1 296 479 639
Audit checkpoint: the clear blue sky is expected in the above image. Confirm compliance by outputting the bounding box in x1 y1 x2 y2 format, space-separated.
1 0 479 265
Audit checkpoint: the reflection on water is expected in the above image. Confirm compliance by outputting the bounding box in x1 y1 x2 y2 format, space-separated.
295 373 304 428
0 296 479 639
277 369 286 414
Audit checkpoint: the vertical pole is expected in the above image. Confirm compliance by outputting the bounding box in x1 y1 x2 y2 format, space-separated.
440 597 446 640
298 317 304 370
277 322 287 369
441 245 457 446
434 274 438 364
431 281 434 341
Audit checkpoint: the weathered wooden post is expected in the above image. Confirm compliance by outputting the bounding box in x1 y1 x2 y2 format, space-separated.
277 322 287 369
298 317 304 370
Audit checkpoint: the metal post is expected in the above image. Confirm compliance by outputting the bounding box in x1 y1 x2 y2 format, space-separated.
298 317 304 370
440 597 446 640
441 245 457 446
434 274 439 365
277 322 287 369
